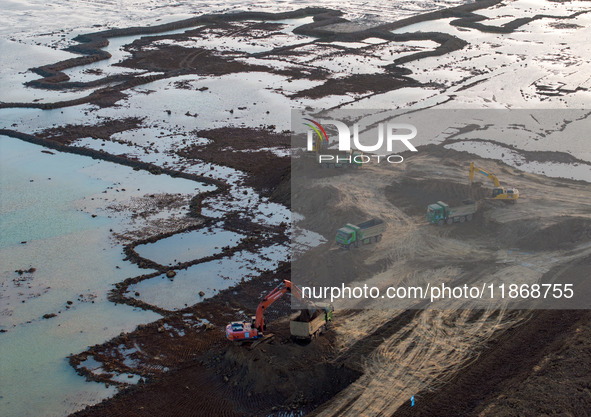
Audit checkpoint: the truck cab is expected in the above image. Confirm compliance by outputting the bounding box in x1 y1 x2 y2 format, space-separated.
426 202 448 224
335 224 359 247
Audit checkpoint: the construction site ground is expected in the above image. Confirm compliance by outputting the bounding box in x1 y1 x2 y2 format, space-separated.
72 147 591 417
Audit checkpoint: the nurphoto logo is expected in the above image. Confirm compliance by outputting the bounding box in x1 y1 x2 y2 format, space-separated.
304 118 418 165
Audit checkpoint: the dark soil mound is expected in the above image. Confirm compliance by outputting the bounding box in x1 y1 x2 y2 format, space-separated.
385 178 489 216
214 320 360 415
512 217 591 251
293 184 368 238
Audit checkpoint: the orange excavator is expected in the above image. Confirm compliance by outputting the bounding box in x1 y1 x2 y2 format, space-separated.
225 279 304 342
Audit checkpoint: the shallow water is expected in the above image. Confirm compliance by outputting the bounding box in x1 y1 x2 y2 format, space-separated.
0 136 213 417
134 227 244 266
0 26 198 104
127 244 289 311
62 26 193 83
0 136 110 248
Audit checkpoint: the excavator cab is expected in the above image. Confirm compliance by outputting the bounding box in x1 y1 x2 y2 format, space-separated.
225 319 261 341
493 186 519 200
505 187 518 199
492 187 505 198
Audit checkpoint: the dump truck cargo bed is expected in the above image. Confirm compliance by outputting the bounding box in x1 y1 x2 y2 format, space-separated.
336 218 385 249
290 308 333 339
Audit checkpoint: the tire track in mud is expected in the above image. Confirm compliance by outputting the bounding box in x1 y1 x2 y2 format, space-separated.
390 309 588 417
298 163 512 417
177 49 208 70
313 306 527 417
308 261 529 416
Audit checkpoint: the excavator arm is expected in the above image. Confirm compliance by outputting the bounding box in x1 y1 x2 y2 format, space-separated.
253 280 302 331
469 162 501 187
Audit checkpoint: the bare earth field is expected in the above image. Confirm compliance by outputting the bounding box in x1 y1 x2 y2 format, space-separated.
66 148 591 417
1 1 591 416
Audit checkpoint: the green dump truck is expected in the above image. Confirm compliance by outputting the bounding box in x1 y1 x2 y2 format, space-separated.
336 218 385 249
427 199 477 225
290 306 333 340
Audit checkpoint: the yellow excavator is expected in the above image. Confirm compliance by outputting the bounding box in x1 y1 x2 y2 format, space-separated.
469 162 519 202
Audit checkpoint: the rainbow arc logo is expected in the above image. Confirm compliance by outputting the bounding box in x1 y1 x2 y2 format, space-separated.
303 118 329 145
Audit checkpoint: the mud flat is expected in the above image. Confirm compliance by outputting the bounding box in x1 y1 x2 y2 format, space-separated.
1 1 591 416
